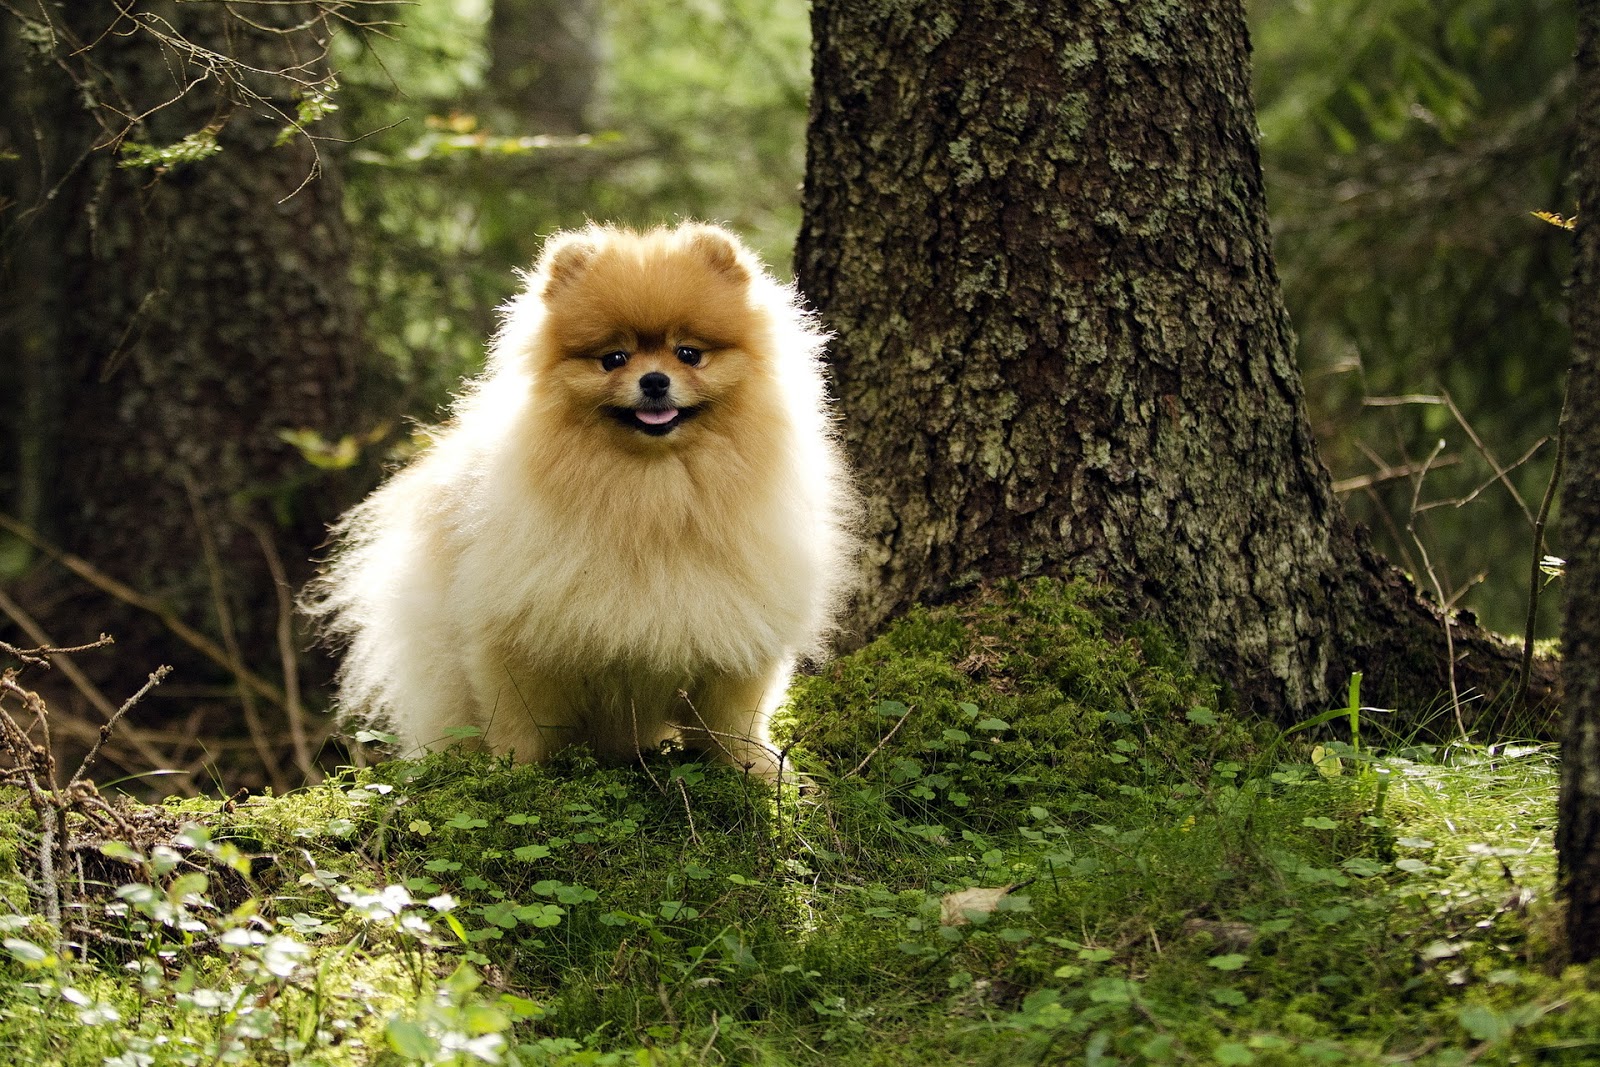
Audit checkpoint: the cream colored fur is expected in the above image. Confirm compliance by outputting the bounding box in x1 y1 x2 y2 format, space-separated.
305 223 856 777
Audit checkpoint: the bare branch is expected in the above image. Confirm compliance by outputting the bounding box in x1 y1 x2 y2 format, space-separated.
1440 390 1536 524
72 666 172 783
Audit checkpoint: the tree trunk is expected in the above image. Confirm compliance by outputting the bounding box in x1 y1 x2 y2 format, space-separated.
796 0 1551 728
1558 0 1600 963
485 0 601 134
2 3 392 786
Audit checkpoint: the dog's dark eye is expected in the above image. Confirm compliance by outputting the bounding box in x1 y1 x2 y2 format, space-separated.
600 351 628 371
675 346 702 367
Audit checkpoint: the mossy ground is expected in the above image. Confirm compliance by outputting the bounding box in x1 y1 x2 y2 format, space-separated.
0 580 1592 1065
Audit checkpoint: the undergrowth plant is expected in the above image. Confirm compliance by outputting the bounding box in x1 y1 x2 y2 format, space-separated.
0 580 1591 1065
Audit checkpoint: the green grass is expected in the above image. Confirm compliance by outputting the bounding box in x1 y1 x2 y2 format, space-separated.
0 579 1590 1065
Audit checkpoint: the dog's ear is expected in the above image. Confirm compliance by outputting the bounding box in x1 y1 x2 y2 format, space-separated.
681 224 751 284
538 230 600 297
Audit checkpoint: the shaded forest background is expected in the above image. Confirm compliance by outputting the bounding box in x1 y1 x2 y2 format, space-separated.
0 0 1575 793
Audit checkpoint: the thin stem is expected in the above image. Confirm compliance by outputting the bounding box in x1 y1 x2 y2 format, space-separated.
72 666 171 784
1517 389 1569 709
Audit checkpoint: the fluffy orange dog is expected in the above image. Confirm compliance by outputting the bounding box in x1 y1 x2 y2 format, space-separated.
307 222 856 777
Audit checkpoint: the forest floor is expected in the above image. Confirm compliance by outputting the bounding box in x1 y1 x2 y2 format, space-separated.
0 579 1593 1066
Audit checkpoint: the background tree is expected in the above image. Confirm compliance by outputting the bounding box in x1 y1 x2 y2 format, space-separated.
796 0 1547 727
1558 0 1600 963
0 3 395 787
484 0 601 134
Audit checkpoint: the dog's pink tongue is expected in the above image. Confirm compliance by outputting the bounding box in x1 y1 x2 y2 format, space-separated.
636 408 678 426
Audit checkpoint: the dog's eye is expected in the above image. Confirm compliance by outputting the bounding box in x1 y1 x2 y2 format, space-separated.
675 346 703 367
600 351 628 371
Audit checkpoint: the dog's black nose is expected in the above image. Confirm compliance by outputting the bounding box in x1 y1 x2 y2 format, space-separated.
639 372 671 399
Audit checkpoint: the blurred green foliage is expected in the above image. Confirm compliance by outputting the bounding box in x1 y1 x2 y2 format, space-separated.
1254 0 1573 635
336 0 1571 636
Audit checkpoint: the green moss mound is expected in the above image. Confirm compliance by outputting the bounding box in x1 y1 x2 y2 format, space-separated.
787 578 1263 832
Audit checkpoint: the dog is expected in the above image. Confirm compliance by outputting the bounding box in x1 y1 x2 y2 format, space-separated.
305 222 857 778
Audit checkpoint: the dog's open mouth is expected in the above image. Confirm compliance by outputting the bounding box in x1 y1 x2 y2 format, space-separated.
606 405 701 437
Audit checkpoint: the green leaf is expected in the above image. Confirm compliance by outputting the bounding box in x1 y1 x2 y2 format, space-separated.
1340 857 1386 877
1208 953 1248 971
1086 977 1138 1004
1310 905 1353 925
1458 1004 1511 1043
1214 1042 1255 1065
462 1004 510 1035
99 842 143 865
499 993 545 1020
3 938 48 965
513 903 565 928
1301 816 1339 830
385 1018 435 1059
668 765 704 786
168 872 209 900
553 884 597 904
176 826 212 849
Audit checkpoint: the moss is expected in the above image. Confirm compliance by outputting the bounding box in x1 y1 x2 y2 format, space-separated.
0 581 1582 1065
0 790 32 912
785 578 1264 834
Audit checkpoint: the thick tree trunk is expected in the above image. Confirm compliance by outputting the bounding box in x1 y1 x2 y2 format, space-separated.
52 6 371 618
1 15 75 541
2 3 392 786
1558 0 1600 963
486 0 601 134
796 0 1550 728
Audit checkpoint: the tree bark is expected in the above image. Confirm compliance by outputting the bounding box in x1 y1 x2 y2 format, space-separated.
1558 0 1600 963
485 0 601 134
796 0 1552 728
2 4 392 782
